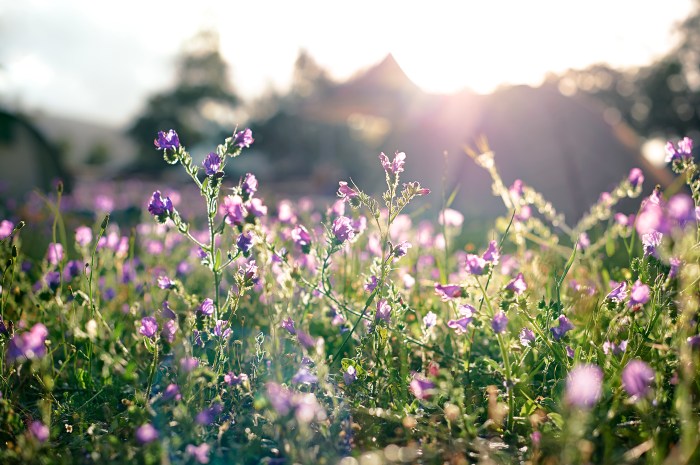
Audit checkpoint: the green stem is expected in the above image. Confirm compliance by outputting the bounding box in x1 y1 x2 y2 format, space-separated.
145 341 159 400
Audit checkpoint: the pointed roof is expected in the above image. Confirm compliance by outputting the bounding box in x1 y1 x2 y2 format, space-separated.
300 54 424 122
344 54 421 94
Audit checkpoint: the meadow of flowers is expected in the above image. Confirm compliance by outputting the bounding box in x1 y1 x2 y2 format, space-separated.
1 127 699 465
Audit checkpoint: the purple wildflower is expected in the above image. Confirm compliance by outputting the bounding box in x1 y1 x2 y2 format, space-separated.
199 298 215 316
565 364 603 408
393 241 411 258
135 423 159 444
281 317 296 335
603 340 627 355
46 242 63 266
180 357 199 373
296 330 316 349
509 179 524 201
465 254 487 275
196 403 223 426
7 323 48 362
505 273 527 295
161 320 177 343
434 283 464 301
213 320 232 339
606 281 628 302
242 172 258 197
566 345 575 358
162 301 176 319
628 168 644 188
186 443 211 464
237 231 254 256
233 128 254 148
447 315 472 334
154 129 180 150
246 197 267 217
669 257 681 279
622 360 655 399
376 299 391 324
438 208 464 227
344 366 357 385
332 216 355 243
519 328 535 347
157 275 174 290
423 311 437 329
148 191 173 223
63 260 81 280
491 311 508 334
139 317 158 339
664 137 693 163
0 220 14 240
379 151 406 175
224 372 248 385
162 383 181 401
291 225 312 253
667 194 696 226
550 315 574 340
239 260 258 283
337 181 358 200
629 280 650 307
409 374 436 400
222 195 246 226
44 271 61 291
577 232 590 251
364 275 378 292
202 152 222 176
292 366 318 384
642 230 663 256
482 240 500 264
29 421 49 443
75 226 92 247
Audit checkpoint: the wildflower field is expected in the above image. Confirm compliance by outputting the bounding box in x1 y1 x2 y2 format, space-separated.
1 127 700 465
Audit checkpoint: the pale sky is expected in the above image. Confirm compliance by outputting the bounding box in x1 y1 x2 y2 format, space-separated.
0 0 694 127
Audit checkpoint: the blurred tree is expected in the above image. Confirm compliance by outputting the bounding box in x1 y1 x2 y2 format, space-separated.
127 30 240 174
249 50 372 191
548 0 700 140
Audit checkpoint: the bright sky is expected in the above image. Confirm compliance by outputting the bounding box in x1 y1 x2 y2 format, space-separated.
0 0 694 126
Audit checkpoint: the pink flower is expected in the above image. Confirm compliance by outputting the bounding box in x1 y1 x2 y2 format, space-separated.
379 151 406 175
337 181 358 200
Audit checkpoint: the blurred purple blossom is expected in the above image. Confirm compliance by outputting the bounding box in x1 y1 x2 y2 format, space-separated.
8 323 48 362
47 242 63 266
565 364 603 408
622 360 655 399
75 226 92 246
491 311 508 334
629 280 650 307
628 168 644 188
29 421 49 443
186 443 211 464
0 220 13 240
135 423 158 444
